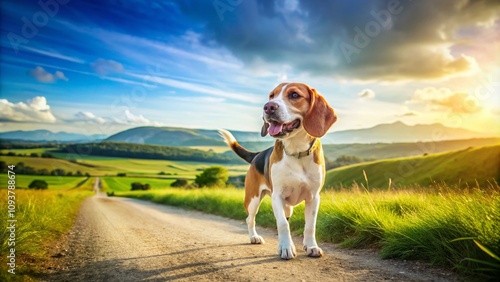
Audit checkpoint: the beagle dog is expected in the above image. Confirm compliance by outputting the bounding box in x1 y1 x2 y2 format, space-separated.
219 82 337 260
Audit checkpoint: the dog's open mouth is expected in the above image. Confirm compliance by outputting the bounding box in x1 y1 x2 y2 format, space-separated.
268 119 301 137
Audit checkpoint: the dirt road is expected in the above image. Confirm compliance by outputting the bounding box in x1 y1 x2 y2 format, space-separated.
42 187 458 281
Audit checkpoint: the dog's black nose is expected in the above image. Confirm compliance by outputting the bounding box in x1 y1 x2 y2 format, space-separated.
264 102 279 115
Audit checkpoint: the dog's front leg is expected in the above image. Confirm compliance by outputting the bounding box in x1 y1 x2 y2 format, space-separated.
272 192 296 259
303 193 323 257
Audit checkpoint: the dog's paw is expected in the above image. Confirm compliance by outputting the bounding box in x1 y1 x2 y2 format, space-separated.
250 235 265 244
278 243 296 260
303 245 323 257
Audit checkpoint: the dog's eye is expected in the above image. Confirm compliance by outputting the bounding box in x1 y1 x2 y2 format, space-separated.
270 94 275 99
289 92 300 99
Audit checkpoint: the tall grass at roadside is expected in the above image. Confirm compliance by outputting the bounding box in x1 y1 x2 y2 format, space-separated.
0 187 93 281
317 186 500 279
117 184 500 278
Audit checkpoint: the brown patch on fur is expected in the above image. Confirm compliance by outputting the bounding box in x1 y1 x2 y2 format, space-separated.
270 140 284 165
303 88 337 138
267 140 284 189
312 140 324 166
244 166 264 214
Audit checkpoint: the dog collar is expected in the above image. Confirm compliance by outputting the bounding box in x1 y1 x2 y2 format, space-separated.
283 138 318 159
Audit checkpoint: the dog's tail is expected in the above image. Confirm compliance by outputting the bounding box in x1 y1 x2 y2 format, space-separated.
218 129 259 164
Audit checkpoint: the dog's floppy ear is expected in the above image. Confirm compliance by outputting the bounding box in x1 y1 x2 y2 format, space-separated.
303 88 337 138
261 120 269 137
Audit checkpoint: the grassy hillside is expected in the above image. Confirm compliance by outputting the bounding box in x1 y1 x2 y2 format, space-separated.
322 137 500 160
325 144 500 189
1 153 249 177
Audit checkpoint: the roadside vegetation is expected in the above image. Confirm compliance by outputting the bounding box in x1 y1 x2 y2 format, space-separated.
0 178 94 281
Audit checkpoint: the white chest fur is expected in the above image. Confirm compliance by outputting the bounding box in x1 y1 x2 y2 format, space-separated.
271 154 323 206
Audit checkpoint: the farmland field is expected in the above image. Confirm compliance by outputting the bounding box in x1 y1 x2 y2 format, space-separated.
0 174 89 190
1 151 249 177
187 145 229 153
101 176 177 191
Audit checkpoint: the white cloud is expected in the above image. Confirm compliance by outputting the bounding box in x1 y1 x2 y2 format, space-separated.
74 111 106 124
129 73 260 103
91 59 124 76
407 87 482 114
0 96 56 123
28 66 68 83
124 109 159 125
69 110 161 127
55 71 68 81
358 89 375 99
22 46 86 64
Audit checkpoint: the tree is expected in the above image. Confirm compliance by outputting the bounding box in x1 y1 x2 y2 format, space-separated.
131 182 151 191
194 166 229 187
41 152 54 158
30 153 39 158
51 168 66 176
28 180 48 190
0 161 7 173
171 178 188 188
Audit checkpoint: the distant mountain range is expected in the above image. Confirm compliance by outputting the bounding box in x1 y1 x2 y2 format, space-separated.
0 130 106 142
0 122 493 145
323 121 489 144
104 126 264 146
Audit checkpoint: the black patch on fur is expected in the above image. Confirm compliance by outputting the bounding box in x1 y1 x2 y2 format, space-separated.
253 147 273 176
231 143 258 164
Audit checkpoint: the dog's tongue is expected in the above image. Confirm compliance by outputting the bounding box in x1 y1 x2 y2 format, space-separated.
268 122 283 136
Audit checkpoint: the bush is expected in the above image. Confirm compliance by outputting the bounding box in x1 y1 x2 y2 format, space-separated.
28 180 48 190
51 168 66 176
30 153 39 158
117 173 127 177
194 166 229 187
171 178 188 188
130 182 151 191
41 152 54 158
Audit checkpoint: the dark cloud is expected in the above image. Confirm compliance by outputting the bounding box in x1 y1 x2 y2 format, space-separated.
28 66 68 83
174 0 500 80
91 59 124 76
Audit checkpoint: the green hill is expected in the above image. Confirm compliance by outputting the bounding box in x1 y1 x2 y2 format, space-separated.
322 137 500 160
60 142 243 163
324 144 500 189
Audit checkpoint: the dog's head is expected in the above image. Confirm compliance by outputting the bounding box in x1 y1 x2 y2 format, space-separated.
261 82 337 139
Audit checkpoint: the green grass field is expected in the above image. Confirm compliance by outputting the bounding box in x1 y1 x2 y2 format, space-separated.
325 144 500 189
1 153 249 177
0 174 89 190
101 176 177 191
1 155 104 175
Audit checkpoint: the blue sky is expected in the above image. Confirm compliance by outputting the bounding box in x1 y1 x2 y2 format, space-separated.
1 0 499 137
